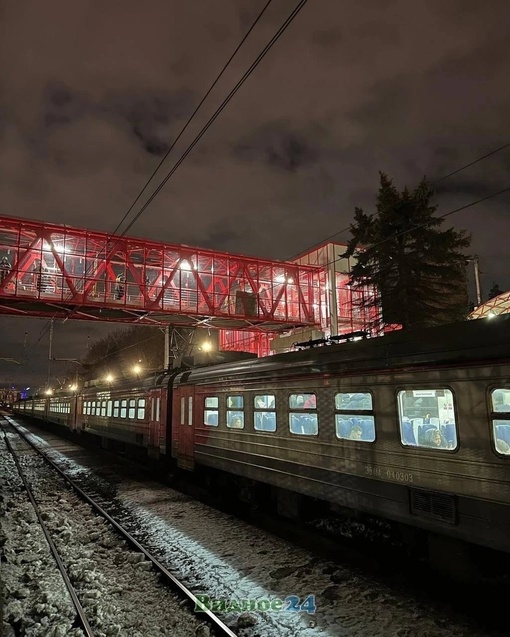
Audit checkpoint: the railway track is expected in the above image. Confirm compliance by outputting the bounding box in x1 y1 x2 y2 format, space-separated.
1 416 236 637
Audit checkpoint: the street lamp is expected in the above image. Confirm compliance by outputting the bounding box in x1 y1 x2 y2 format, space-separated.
105 374 114 383
132 364 142 375
201 340 213 352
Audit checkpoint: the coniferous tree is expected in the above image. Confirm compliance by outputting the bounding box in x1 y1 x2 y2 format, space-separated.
343 173 471 330
488 283 502 300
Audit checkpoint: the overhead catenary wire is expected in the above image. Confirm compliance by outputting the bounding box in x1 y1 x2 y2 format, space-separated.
111 0 274 237
119 0 311 237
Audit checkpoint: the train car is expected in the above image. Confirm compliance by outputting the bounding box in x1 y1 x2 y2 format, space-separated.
11 316 510 561
77 373 175 458
172 316 510 556
46 395 74 428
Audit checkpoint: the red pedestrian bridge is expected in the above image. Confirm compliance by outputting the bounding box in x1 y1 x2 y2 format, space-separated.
0 215 323 331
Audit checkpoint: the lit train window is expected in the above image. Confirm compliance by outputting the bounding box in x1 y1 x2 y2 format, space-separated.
188 396 193 426
129 399 136 419
254 394 276 432
397 389 457 450
101 401 107 417
204 396 219 426
120 400 127 419
107 401 113 417
113 400 119 418
228 395 243 408
335 392 375 442
490 389 510 456
227 396 244 429
137 399 145 420
180 397 185 424
289 393 318 436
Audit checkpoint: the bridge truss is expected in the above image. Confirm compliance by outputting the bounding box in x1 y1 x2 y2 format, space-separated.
0 215 322 332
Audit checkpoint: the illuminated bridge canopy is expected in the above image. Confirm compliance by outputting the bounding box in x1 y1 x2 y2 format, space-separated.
468 291 510 320
0 215 322 330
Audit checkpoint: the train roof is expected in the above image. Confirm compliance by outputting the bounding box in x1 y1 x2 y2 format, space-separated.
80 370 174 395
176 316 510 384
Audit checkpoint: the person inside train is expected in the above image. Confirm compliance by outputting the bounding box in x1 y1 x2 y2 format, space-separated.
303 394 316 408
229 415 243 428
424 427 448 448
350 424 363 440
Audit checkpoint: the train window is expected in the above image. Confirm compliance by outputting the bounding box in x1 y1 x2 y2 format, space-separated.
289 393 318 435
204 396 219 426
188 396 193 426
289 394 316 409
397 389 457 449
254 394 276 432
83 401 87 415
335 392 375 442
491 389 510 412
129 399 136 419
101 401 107 417
156 397 160 422
227 396 244 429
113 400 119 418
107 401 113 417
490 389 510 455
180 396 185 425
120 399 127 419
137 398 145 420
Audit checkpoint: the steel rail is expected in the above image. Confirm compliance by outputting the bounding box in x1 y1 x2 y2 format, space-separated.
3 416 237 637
1 422 96 637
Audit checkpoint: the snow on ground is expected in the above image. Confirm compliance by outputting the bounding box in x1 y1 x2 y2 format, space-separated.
1 427 213 637
5 420 506 637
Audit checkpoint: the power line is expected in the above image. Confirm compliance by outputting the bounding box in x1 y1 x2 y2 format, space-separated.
112 0 274 237
432 142 510 186
119 0 310 237
295 141 510 260
24 1 277 354
334 185 510 268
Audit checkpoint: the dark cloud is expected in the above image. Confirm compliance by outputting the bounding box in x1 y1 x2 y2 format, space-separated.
107 89 195 156
1 0 510 385
43 83 88 128
234 122 319 172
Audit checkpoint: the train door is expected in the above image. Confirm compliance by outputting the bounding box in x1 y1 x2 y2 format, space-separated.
176 385 195 470
148 389 161 457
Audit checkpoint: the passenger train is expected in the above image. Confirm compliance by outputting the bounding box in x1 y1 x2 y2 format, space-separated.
12 316 510 562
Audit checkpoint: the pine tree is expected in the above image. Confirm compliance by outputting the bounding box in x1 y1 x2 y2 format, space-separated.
343 173 471 330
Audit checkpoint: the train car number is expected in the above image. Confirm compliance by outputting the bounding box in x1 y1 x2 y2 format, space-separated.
364 465 414 482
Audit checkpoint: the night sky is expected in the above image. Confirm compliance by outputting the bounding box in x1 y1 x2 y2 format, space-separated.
1 0 510 388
